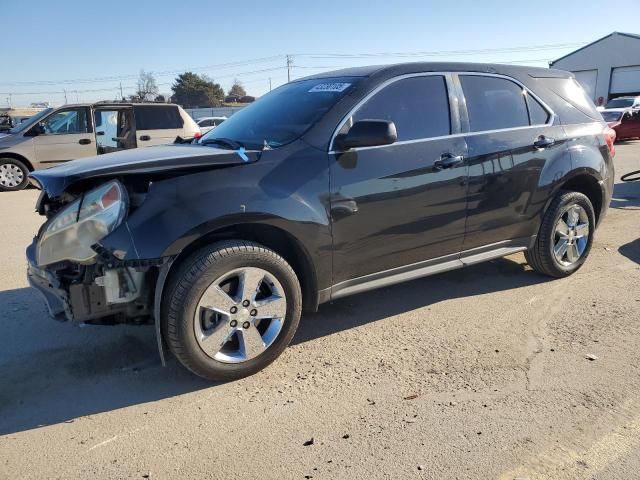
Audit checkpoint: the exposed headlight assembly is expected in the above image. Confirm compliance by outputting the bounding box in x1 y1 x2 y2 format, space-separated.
37 180 128 267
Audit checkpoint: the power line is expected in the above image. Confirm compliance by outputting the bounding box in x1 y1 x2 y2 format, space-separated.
0 55 285 87
0 66 288 96
0 42 586 87
292 42 585 59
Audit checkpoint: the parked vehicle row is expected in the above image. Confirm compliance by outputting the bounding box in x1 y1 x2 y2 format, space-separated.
25 63 615 381
0 103 199 191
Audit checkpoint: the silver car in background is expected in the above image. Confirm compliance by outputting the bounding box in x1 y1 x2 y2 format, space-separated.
0 102 199 191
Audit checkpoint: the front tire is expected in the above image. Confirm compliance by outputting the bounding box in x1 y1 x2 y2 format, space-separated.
525 190 595 277
0 158 30 191
163 240 302 381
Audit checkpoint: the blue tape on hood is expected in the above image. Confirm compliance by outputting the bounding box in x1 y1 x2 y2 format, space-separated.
236 147 249 162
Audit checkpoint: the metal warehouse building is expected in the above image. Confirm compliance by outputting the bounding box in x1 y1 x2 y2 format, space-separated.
550 32 640 106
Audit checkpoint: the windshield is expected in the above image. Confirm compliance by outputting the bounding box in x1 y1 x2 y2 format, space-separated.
602 111 623 122
200 77 361 148
8 108 52 134
606 98 634 109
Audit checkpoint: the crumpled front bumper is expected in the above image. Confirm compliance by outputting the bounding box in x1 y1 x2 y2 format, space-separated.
26 241 70 321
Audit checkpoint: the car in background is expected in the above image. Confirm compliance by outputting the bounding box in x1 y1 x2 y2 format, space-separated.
605 96 640 110
601 108 640 141
196 116 227 135
0 102 199 191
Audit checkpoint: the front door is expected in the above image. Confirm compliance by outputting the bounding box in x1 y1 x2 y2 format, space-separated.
32 107 95 165
457 74 568 251
94 108 137 154
330 74 469 286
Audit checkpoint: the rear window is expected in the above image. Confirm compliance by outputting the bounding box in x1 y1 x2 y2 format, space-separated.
134 105 183 130
527 94 550 125
460 75 530 132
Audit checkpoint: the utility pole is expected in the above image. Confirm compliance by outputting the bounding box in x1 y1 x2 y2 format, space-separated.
119 82 124 101
269 77 272 92
7 94 12 108
286 54 293 82
75 90 79 103
63 89 68 104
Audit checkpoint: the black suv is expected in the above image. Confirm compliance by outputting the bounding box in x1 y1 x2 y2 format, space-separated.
27 63 615 381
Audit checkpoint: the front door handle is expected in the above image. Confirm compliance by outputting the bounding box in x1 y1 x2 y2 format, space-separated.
79 138 92 145
533 135 555 149
139 135 151 141
433 153 464 170
330 198 358 219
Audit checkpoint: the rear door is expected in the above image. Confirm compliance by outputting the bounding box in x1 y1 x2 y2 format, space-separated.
134 105 184 146
330 74 469 286
457 74 567 252
32 107 96 164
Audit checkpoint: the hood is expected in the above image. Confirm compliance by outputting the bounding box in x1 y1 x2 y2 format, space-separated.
30 144 260 197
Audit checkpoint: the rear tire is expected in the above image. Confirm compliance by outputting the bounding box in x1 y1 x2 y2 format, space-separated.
0 158 30 191
163 240 302 381
525 190 595 277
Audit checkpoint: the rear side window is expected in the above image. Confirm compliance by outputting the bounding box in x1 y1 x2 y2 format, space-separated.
134 106 183 130
353 75 450 141
461 76 531 132
527 94 550 125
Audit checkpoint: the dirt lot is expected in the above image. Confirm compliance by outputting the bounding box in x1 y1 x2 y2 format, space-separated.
0 143 639 480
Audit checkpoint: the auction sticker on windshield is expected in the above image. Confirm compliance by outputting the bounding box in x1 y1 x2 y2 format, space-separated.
309 83 351 93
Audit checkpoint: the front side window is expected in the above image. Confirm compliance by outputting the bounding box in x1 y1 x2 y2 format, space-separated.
40 108 89 135
601 111 623 122
460 75 530 132
606 97 634 109
352 75 450 141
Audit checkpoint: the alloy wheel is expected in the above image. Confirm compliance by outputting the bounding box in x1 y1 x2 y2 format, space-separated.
194 267 287 363
553 204 590 266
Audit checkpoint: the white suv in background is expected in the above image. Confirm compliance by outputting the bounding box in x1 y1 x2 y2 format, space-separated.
0 102 200 191
196 116 227 135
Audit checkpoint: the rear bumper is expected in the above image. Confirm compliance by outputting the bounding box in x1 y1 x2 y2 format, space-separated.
26 242 70 321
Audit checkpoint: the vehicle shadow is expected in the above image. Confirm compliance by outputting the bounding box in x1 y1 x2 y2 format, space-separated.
293 256 547 344
0 256 548 436
619 238 640 265
610 179 640 210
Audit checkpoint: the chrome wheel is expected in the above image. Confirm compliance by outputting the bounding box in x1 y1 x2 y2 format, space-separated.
194 267 287 364
0 163 25 188
553 204 590 266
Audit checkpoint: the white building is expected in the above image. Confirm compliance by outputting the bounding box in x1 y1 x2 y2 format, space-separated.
550 32 640 106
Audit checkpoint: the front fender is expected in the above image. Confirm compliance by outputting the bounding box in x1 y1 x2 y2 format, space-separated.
100 142 332 287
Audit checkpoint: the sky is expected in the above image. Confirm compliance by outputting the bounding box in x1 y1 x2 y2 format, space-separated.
2 0 640 107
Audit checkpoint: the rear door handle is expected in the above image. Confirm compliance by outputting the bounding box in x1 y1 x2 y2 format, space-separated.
139 135 151 141
433 153 464 170
533 135 555 149
79 138 92 145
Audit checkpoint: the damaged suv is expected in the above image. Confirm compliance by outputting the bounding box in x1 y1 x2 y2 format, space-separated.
27 63 615 381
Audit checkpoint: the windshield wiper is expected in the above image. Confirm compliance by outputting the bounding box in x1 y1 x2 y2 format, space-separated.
201 137 243 150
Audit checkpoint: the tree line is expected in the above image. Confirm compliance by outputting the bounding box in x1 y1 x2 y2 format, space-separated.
127 70 251 107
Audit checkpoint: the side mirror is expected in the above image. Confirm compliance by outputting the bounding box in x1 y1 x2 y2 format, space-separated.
335 120 397 150
25 123 45 136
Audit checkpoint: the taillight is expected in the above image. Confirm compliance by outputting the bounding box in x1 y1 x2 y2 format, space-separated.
604 126 616 158
194 131 202 139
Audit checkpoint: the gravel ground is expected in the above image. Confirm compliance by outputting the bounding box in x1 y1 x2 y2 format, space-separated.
0 143 639 480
